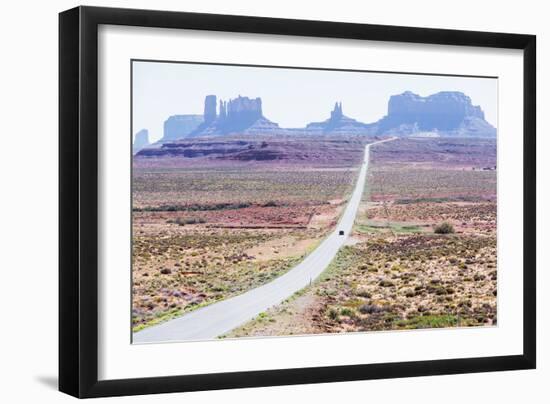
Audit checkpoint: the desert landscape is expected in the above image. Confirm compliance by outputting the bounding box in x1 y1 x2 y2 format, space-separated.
132 136 370 331
226 137 497 337
131 62 497 342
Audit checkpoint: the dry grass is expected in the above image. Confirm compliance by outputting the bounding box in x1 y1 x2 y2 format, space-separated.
229 137 497 338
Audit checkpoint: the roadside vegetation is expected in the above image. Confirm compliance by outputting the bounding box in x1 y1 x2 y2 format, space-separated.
132 137 364 331
228 137 497 337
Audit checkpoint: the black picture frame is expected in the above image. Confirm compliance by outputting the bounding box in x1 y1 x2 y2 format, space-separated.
59 5 536 398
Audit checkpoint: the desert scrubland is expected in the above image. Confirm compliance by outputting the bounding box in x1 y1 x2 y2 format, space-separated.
132 137 369 331
227 137 497 337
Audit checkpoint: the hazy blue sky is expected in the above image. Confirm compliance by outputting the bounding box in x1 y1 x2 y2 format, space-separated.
133 60 497 143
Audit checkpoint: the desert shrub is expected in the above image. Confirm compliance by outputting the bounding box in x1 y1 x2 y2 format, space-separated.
356 289 372 298
340 308 355 317
390 264 403 272
262 200 278 207
379 280 395 287
169 217 206 226
433 222 455 234
327 308 339 321
359 304 386 315
399 314 458 329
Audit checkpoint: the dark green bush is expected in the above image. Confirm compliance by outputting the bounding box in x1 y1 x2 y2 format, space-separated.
433 222 455 234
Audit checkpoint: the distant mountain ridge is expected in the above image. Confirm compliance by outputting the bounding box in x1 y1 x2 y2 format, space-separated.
139 90 496 154
133 129 150 154
190 95 281 136
305 102 372 135
368 91 496 138
162 115 203 141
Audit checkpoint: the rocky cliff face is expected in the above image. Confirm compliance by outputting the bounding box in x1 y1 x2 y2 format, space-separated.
372 91 496 137
162 115 203 141
306 102 373 135
133 129 150 153
203 95 217 124
191 95 280 136
152 91 495 143
134 137 366 167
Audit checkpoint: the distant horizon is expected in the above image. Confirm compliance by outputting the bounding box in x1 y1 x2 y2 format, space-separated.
133 61 497 142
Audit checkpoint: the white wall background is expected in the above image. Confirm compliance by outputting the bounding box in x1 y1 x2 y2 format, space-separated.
0 0 546 402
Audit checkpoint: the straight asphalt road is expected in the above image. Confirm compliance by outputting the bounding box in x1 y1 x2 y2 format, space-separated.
133 138 392 343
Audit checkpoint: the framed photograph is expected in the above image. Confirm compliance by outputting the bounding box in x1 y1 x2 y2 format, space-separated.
59 6 536 398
